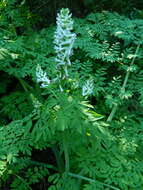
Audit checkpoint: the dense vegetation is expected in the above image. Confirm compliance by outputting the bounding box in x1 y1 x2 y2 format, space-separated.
0 0 143 189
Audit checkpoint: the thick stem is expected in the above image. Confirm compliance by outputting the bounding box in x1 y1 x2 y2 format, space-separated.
63 132 70 173
107 104 118 122
52 145 65 173
107 44 140 122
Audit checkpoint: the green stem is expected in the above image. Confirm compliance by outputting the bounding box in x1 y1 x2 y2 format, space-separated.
18 78 29 92
16 158 57 171
18 78 34 103
63 132 70 173
107 104 118 122
107 44 140 122
68 172 120 190
52 145 65 173
18 78 41 107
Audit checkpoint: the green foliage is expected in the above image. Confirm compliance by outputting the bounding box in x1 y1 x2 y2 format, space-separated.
1 3 143 190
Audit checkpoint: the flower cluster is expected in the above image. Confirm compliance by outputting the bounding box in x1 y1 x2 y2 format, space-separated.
35 9 76 91
54 8 76 77
82 79 94 97
36 64 50 88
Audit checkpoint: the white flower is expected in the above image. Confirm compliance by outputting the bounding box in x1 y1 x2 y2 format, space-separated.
35 9 76 91
54 8 76 76
36 64 50 88
82 79 94 96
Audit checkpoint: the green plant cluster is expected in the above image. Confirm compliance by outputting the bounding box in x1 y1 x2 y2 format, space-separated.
0 1 143 190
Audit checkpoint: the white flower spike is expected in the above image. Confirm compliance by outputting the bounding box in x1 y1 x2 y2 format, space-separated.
54 8 76 77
